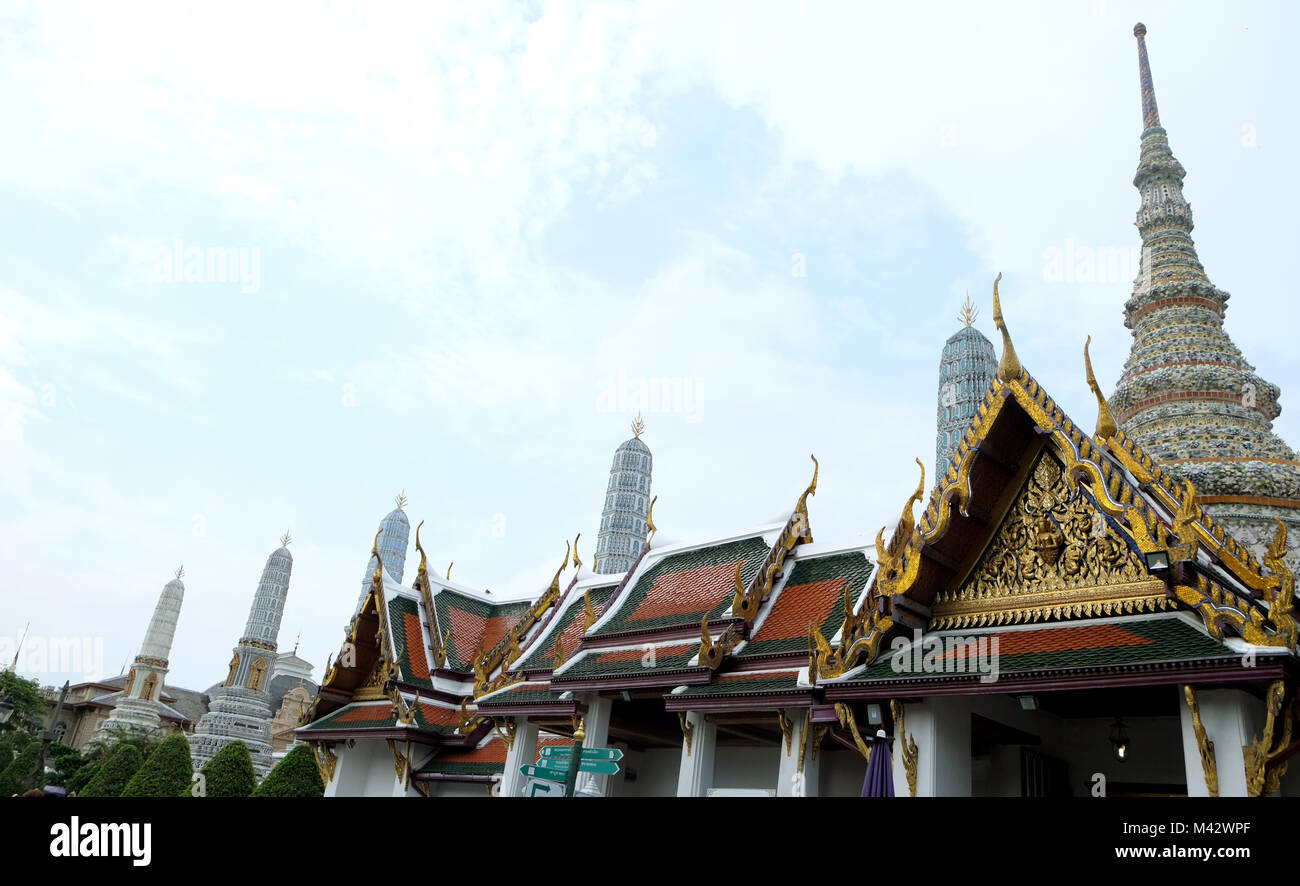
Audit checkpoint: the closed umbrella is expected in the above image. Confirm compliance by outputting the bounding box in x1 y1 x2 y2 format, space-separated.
861 729 894 797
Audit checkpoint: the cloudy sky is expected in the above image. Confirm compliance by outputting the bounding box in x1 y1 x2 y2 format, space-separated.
1 0 1296 692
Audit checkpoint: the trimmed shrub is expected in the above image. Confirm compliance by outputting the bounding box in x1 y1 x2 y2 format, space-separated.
198 741 255 798
78 744 144 798
120 733 192 798
252 744 324 798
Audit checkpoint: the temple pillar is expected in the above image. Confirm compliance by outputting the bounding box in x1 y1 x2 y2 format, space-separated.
776 709 818 796
1180 685 1262 798
675 711 716 797
894 697 971 797
500 718 539 797
575 695 613 796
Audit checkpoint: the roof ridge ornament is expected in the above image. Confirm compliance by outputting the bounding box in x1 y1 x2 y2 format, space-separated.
572 533 583 571
1084 336 1118 439
991 273 1021 383
647 496 658 544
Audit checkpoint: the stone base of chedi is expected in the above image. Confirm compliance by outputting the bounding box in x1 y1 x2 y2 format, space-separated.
190 685 275 777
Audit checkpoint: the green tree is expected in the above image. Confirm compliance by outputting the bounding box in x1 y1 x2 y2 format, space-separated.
252 744 324 798
120 732 192 798
197 740 255 798
0 743 41 796
78 744 144 798
0 671 45 735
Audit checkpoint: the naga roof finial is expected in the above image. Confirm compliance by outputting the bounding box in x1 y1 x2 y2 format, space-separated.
991 273 1021 383
1084 336 1118 439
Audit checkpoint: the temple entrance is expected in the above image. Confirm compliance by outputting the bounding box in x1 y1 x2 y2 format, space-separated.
967 686 1187 797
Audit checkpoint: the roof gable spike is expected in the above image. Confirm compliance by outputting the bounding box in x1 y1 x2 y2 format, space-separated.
991 273 1022 383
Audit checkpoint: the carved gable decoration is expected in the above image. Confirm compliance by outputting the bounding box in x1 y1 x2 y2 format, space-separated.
933 448 1172 628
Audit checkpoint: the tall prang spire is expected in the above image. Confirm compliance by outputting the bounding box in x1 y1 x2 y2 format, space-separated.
98 571 186 740
191 535 295 779
1110 23 1300 570
594 418 653 574
935 294 996 481
1134 23 1160 131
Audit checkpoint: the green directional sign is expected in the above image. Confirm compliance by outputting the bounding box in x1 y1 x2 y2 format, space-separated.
519 763 567 784
533 755 621 775
538 745 624 762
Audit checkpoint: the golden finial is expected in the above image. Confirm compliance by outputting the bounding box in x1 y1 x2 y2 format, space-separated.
370 529 384 583
394 490 407 510
647 496 658 543
551 630 567 671
958 292 978 327
547 542 571 593
174 565 184 580
1084 336 1118 439
572 533 583 571
446 562 453 580
893 458 925 545
280 529 293 547
991 272 1021 383
583 589 597 630
631 412 646 438
414 520 429 583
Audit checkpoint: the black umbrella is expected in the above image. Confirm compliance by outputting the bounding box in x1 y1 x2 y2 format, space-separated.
861 729 894 797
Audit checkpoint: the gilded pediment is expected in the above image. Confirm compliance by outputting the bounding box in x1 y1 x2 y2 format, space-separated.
932 447 1171 628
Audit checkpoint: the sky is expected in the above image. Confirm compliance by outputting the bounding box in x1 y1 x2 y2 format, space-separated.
1 0 1297 693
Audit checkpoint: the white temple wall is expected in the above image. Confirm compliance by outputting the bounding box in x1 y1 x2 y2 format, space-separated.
609 747 679 797
711 745 779 794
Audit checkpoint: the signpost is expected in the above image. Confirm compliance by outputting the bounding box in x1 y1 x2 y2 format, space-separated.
518 725 624 797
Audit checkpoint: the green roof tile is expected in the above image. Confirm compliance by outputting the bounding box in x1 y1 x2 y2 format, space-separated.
590 537 771 637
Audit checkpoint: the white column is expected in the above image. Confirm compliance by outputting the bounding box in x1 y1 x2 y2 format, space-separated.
500 718 539 798
893 697 971 797
1180 686 1261 798
576 695 613 796
776 709 819 796
675 711 716 797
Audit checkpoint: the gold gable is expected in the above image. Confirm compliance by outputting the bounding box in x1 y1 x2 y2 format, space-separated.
932 447 1171 628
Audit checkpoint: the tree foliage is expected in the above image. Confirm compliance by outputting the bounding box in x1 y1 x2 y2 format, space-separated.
120 733 192 798
0 743 42 796
198 740 256 798
78 743 144 798
252 743 324 797
0 671 46 735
